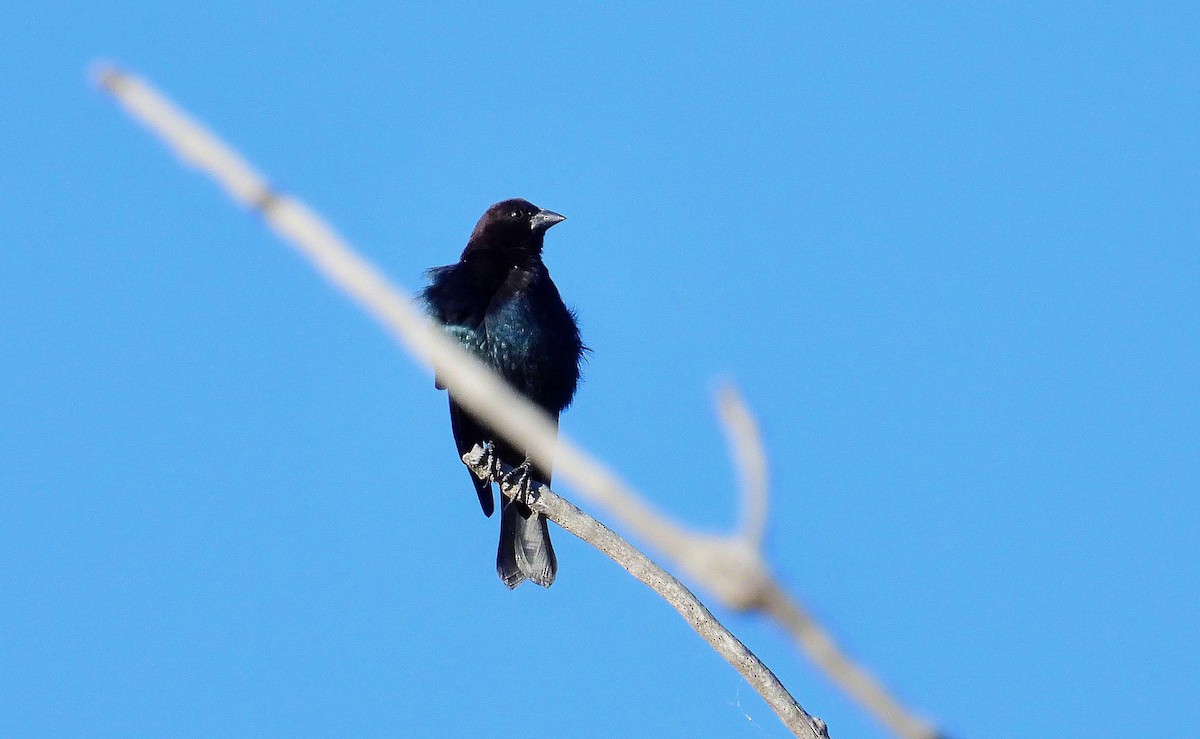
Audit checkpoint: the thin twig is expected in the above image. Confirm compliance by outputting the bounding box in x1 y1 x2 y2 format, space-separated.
464 448 828 739
717 382 770 548
95 63 942 739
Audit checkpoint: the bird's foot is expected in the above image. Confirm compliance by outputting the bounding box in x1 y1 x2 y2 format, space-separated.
499 459 534 507
478 441 505 483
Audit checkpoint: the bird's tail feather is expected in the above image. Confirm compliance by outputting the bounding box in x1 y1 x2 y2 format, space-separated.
497 501 557 589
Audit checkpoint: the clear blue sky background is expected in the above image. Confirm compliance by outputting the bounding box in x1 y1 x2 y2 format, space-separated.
2 4 1196 738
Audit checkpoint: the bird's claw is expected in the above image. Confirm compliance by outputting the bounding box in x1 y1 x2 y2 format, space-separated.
479 441 505 483
500 459 534 506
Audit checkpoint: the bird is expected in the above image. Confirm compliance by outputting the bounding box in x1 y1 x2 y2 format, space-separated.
420 198 584 588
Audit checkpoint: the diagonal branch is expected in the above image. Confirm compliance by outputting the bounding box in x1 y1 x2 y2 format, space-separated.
464 447 827 739
94 63 941 739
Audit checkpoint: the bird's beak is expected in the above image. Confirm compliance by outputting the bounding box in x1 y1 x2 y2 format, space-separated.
530 208 567 232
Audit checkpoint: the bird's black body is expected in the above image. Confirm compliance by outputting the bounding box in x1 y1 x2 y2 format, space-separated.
421 199 583 588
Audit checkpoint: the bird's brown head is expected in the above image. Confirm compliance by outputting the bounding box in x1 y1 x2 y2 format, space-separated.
465 198 566 255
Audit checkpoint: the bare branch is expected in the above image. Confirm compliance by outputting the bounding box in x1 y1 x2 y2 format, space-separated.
759 586 941 739
95 64 942 739
464 448 828 739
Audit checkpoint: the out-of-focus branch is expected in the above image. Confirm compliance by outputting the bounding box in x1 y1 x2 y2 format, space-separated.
95 64 941 739
463 447 827 739
759 583 941 739
717 383 770 548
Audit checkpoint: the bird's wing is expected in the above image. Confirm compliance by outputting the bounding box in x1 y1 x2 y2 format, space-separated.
421 264 488 390
421 264 486 327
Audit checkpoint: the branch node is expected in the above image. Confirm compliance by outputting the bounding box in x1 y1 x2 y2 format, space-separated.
679 535 772 611
250 186 282 213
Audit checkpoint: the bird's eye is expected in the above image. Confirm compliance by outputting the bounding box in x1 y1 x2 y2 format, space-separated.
510 211 521 219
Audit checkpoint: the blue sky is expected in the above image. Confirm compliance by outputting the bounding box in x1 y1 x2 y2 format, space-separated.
2 3 1197 737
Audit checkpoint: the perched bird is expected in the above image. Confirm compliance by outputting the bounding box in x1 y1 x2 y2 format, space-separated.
421 199 584 588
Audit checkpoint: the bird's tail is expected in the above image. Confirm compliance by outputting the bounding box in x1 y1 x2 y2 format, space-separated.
497 501 558 588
